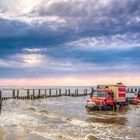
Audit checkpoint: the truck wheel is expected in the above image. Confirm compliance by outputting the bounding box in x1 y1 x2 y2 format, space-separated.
103 105 112 111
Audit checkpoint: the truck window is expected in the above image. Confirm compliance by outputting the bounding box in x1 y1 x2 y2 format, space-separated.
108 92 113 98
92 92 106 98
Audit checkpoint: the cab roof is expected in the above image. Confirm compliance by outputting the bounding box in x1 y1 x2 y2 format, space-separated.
94 89 113 93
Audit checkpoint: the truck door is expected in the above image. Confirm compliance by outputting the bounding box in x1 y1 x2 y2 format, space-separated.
106 92 114 105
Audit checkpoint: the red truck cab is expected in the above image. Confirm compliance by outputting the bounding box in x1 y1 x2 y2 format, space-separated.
86 83 127 110
86 90 114 110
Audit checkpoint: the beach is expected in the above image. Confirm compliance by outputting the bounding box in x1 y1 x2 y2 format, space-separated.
0 128 4 140
0 93 140 140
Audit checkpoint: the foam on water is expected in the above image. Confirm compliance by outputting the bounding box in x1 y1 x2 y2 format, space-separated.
0 95 140 140
0 112 38 128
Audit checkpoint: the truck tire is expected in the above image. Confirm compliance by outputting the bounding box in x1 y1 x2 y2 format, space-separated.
103 104 112 111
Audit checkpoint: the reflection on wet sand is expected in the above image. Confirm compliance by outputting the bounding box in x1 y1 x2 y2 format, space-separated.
87 115 127 125
0 96 140 140
0 128 5 140
5 133 46 140
86 111 127 125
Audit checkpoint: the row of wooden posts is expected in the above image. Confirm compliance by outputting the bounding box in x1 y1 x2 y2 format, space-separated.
0 88 90 101
0 87 139 101
127 88 140 93
0 87 139 114
0 88 87 114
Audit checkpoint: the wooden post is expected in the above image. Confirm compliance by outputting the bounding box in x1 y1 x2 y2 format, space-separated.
27 90 30 99
65 89 67 96
56 90 58 96
13 90 15 99
91 88 94 94
59 89 61 96
90 88 94 97
0 90 2 114
75 89 78 96
45 89 47 97
126 88 128 93
68 89 71 96
49 89 51 97
38 89 41 98
84 89 87 96
33 89 35 100
17 90 19 99
0 90 1 100
74 89 77 96
83 89 85 96
77 89 79 96
85 89 88 95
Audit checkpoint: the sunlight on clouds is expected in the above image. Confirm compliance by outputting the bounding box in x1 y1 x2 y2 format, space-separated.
0 0 40 13
15 53 44 64
0 0 140 85
22 54 43 64
66 33 140 50
23 48 45 53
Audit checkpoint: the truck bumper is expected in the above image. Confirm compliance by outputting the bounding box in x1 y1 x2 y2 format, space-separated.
85 102 96 109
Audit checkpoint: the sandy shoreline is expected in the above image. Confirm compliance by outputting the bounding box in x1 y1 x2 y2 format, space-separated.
0 128 5 140
0 129 46 140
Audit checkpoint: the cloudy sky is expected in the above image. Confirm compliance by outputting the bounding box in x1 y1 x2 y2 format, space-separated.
0 0 140 86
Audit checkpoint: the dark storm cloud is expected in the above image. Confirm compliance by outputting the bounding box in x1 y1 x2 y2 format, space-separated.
0 0 140 50
35 0 140 35
0 0 140 78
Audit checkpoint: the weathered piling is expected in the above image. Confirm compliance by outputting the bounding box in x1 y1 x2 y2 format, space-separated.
74 89 77 96
49 89 51 96
45 89 47 97
131 88 133 93
12 90 15 99
33 89 35 100
27 89 30 99
59 89 61 96
17 90 19 99
65 89 67 96
91 88 94 94
135 88 137 92
76 89 79 96
127 88 129 93
68 89 71 96
56 90 58 96
38 89 41 98
84 89 88 96
0 90 2 114
0 88 90 101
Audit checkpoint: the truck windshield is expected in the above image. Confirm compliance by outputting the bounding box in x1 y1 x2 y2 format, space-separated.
92 92 106 98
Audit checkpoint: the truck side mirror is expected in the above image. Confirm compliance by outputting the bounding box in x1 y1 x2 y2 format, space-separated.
90 93 92 98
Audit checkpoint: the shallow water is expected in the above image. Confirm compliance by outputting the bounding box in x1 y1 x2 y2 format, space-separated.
0 96 140 140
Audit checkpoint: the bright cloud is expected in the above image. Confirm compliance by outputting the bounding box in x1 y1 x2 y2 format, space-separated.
0 0 140 85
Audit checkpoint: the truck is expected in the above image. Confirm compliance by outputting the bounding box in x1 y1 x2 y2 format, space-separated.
86 83 128 110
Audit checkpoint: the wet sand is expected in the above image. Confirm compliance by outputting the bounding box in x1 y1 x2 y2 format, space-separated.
1 96 140 140
0 128 5 140
5 133 46 140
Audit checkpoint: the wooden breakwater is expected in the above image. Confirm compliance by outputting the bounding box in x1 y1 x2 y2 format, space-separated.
0 87 140 113
0 88 92 101
126 88 140 93
0 87 140 101
0 88 91 113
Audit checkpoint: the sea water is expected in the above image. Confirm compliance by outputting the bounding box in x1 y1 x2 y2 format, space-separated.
0 86 140 140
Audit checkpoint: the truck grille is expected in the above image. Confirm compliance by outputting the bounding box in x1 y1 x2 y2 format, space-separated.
96 101 102 106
